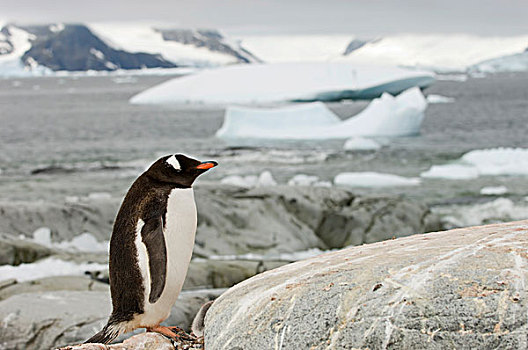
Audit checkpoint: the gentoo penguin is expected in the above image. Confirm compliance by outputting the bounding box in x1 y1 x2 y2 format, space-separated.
85 154 217 344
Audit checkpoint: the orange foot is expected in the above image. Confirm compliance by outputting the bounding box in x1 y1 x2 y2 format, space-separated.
146 326 193 341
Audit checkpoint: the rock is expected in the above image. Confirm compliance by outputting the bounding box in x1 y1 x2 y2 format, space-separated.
58 332 204 350
194 185 439 255
0 289 222 350
0 199 119 241
0 233 54 265
0 276 109 301
183 259 287 290
205 220 528 349
0 186 439 256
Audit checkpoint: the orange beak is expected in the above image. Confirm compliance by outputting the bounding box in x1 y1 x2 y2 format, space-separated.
195 161 218 170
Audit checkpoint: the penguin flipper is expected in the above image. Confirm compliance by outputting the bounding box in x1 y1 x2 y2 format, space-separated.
141 216 168 304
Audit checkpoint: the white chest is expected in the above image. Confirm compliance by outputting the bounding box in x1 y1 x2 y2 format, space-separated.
135 188 198 327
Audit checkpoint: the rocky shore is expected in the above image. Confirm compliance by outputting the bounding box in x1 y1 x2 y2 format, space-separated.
0 185 440 349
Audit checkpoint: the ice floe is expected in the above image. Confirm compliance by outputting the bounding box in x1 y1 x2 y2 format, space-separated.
220 171 277 188
421 148 528 179
426 94 455 104
343 137 382 151
334 172 420 188
216 87 427 142
287 174 332 187
434 198 528 229
130 62 435 105
0 257 107 283
480 186 508 196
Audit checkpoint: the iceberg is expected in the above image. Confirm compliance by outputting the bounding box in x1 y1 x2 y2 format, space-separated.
421 148 528 179
216 87 427 142
130 62 435 105
470 51 528 73
334 172 420 188
343 137 382 151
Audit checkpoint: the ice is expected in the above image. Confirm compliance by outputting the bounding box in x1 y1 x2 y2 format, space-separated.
426 94 455 104
216 87 427 142
220 171 277 188
343 137 381 151
287 174 332 187
33 227 52 246
0 257 107 283
480 186 508 196
434 198 528 229
471 52 528 73
334 172 420 188
336 34 528 72
421 164 479 180
130 62 435 105
421 148 528 179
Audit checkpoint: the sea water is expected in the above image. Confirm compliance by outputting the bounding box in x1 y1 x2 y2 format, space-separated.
0 73 527 209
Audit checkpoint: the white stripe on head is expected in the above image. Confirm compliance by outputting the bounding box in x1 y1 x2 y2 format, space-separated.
166 155 181 170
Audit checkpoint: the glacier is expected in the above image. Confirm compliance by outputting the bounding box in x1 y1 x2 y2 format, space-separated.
215 87 427 143
470 51 528 73
130 62 435 105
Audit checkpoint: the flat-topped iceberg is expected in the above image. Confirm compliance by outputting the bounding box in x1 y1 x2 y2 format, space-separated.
216 87 427 142
421 148 528 179
130 62 435 105
334 172 421 188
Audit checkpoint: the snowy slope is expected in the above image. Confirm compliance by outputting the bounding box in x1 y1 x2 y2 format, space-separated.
336 34 528 72
89 22 259 67
238 34 528 72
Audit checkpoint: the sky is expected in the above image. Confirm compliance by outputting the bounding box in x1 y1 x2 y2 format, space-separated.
1 0 527 36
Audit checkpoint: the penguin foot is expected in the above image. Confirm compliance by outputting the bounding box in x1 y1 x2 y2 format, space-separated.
146 326 193 341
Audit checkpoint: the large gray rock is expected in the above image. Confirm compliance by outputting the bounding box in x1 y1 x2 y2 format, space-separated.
0 233 54 265
0 199 119 241
205 220 528 349
0 289 223 350
0 276 109 301
194 185 439 256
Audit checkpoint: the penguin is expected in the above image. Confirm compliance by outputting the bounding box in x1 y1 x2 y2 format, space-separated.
85 154 217 344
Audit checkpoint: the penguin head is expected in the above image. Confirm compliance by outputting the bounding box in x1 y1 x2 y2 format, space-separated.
146 154 217 187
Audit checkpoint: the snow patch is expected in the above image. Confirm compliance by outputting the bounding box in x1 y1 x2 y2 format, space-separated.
334 172 420 188
130 62 435 105
31 227 109 253
216 87 427 142
0 257 107 283
421 148 528 179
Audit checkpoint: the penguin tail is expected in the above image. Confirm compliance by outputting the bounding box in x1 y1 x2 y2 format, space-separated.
84 320 128 345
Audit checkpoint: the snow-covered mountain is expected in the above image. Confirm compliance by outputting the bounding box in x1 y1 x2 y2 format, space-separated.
0 23 261 76
1 23 527 77
236 34 528 73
